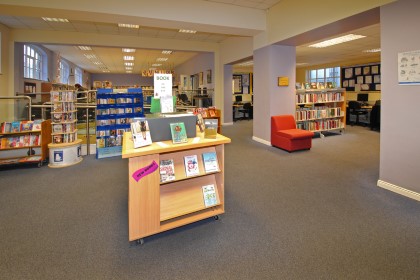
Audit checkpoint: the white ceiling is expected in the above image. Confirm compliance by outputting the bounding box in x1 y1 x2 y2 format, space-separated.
0 0 381 74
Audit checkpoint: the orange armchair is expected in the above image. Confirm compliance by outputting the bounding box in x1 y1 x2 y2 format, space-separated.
271 115 314 152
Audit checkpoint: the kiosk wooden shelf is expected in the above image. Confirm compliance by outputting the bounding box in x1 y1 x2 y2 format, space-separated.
122 131 231 243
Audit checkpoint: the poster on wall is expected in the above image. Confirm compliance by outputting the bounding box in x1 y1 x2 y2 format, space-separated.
398 50 420 85
154 73 172 98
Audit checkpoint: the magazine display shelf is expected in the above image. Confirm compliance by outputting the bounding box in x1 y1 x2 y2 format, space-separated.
295 88 346 136
48 90 82 168
0 120 51 167
122 131 231 243
96 88 144 159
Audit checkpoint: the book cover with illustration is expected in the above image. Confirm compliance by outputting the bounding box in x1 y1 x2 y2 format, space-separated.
202 152 219 173
196 114 205 133
170 122 188 144
184 154 199 177
10 122 21 133
202 184 218 207
130 119 152 148
159 159 176 183
32 120 43 131
20 121 33 131
204 119 218 139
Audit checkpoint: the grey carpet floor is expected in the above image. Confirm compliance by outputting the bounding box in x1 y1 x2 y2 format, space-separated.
0 121 419 280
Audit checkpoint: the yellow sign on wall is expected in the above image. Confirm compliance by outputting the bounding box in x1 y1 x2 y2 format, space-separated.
278 77 289 86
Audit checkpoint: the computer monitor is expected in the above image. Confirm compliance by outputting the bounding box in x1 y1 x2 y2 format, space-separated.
235 95 242 102
357 93 369 102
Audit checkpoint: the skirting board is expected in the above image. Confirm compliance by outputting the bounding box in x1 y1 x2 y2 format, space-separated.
252 136 271 146
222 122 234 126
377 180 420 202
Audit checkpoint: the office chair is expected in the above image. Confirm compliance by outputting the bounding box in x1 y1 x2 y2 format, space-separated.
348 100 368 126
238 102 253 120
370 100 381 131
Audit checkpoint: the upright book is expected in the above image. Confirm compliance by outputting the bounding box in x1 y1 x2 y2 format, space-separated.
170 122 188 144
130 118 152 148
184 154 199 177
204 119 218 139
202 184 218 207
159 159 176 183
202 152 219 173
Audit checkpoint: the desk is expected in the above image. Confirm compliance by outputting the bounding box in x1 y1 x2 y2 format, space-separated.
346 105 372 125
233 103 253 121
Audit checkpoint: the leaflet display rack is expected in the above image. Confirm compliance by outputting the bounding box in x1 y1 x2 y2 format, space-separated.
96 88 144 159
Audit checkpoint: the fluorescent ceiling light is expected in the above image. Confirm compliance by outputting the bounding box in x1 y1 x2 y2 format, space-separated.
125 67 133 70
42 17 69 22
84 54 97 59
363 48 381 53
123 56 135 61
152 63 162 67
156 57 168 62
308 34 366 48
296 63 309 66
162 50 173 54
118 23 139 29
92 61 103 65
179 29 197 34
77 46 92 51
126 71 133 73
122 48 136 53
102 70 110 73
124 62 134 66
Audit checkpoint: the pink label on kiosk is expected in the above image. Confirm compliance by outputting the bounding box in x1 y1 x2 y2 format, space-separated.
132 161 158 182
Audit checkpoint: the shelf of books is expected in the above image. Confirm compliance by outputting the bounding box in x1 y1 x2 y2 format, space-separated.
122 128 231 242
96 88 144 159
48 90 82 168
295 88 346 135
0 119 52 167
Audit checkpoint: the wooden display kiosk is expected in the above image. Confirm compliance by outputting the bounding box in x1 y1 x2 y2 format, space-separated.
122 131 231 243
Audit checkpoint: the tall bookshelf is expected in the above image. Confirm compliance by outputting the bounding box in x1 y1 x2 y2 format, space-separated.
96 87 144 159
295 88 346 136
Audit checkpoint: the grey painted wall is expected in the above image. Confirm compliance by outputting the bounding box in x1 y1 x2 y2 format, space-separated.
90 73 153 88
380 0 420 194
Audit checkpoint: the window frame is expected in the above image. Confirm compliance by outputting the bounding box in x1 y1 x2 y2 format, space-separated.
23 44 45 80
306 66 341 87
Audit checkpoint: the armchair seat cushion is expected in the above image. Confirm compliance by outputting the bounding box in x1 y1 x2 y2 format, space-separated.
275 129 314 140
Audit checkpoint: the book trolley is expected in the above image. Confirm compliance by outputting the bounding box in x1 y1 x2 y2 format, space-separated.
96 88 144 159
122 130 231 244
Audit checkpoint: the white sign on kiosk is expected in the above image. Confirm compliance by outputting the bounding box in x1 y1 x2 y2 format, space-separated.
154 73 172 98
154 73 174 113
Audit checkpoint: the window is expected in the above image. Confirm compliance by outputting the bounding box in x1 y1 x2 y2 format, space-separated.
307 67 340 87
24 45 44 80
75 67 83 85
59 60 70 84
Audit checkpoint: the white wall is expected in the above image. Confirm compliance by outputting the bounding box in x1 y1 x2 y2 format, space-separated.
379 0 420 199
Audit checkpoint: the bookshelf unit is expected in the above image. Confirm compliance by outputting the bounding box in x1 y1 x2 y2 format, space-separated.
295 88 346 136
122 131 231 243
48 89 82 168
96 87 144 159
0 120 51 167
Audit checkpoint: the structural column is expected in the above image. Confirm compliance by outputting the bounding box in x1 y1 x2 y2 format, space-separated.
253 44 296 144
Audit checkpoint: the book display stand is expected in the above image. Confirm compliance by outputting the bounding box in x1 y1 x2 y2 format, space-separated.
96 88 144 158
122 131 231 244
0 120 51 167
48 89 82 168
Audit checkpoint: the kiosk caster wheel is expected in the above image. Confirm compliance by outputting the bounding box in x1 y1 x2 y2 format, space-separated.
136 238 144 245
214 215 219 220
